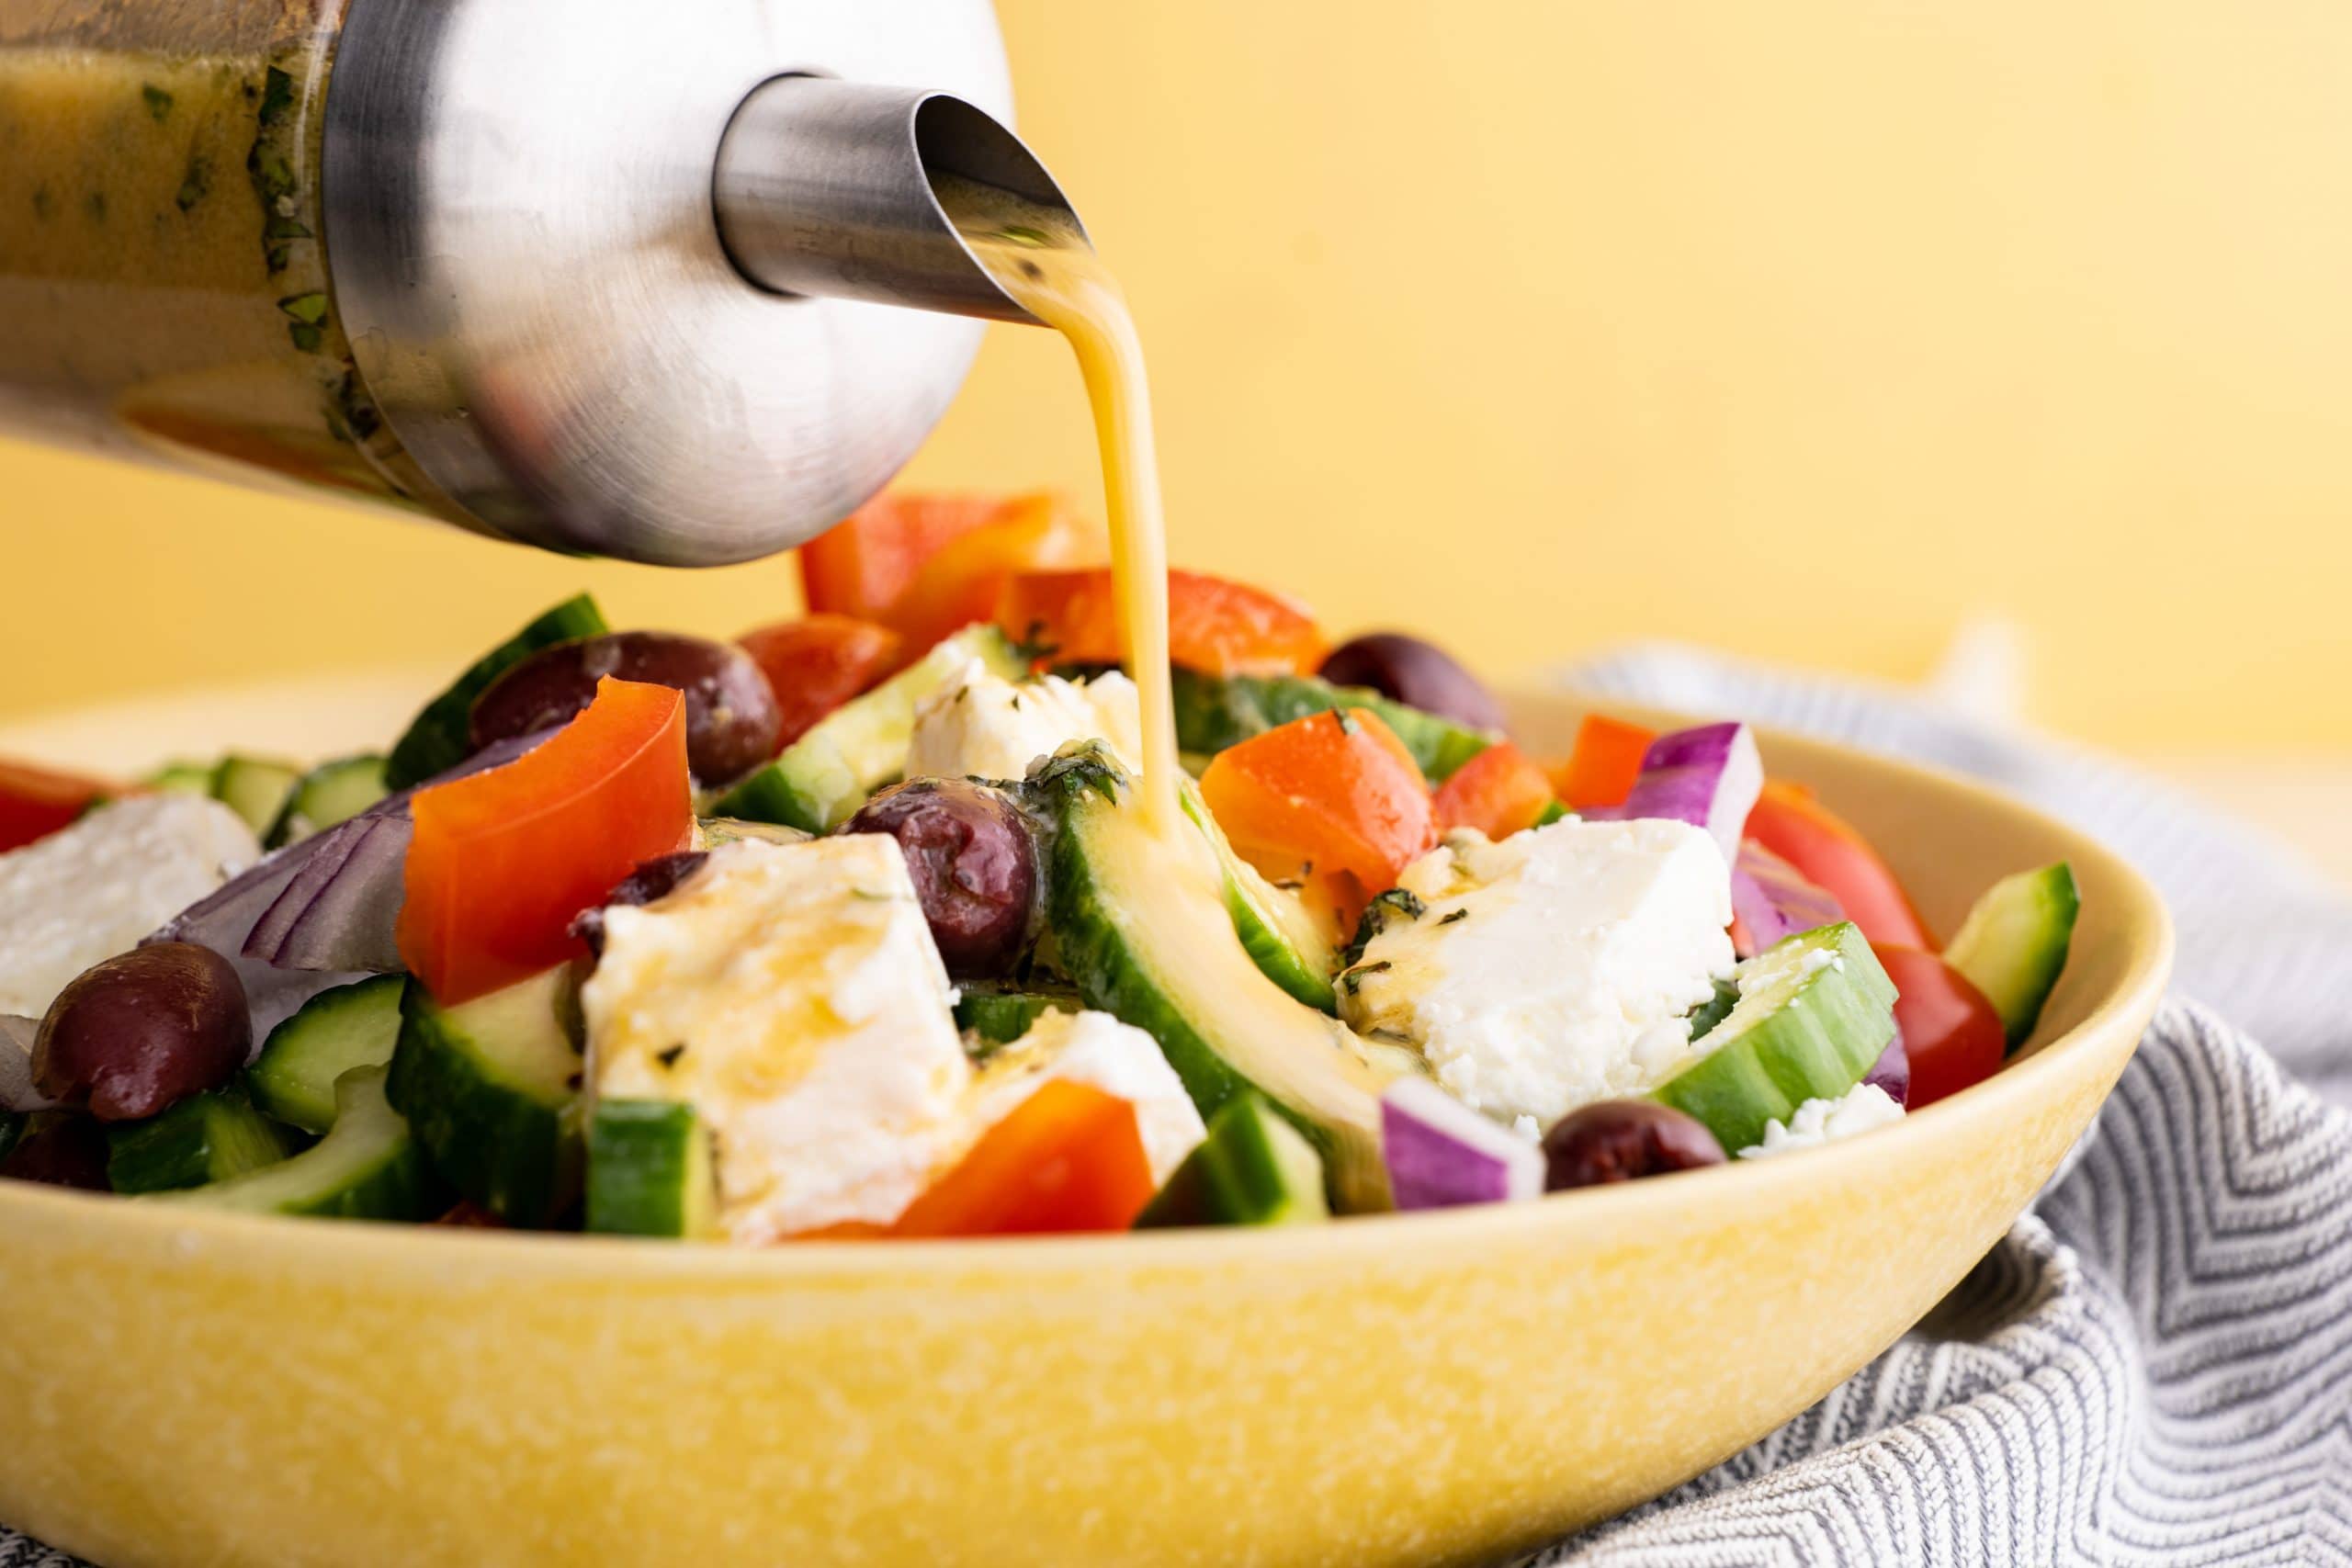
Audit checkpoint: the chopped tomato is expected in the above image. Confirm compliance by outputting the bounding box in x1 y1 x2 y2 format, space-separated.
739 614 906 750
0 760 117 853
1873 944 2006 1108
1746 781 1936 950
1433 741 1555 840
891 1080 1155 1236
997 567 1324 676
1200 707 1434 899
1552 715 1656 810
881 493 1107 651
798 491 1041 623
397 678 693 1005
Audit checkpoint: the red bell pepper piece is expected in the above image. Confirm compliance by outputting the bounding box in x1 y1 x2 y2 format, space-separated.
1432 740 1555 840
1200 707 1434 900
1873 943 2006 1108
891 1079 1155 1236
0 760 118 853
739 614 907 750
397 677 692 1004
996 567 1325 676
1746 780 1936 950
1553 715 1656 810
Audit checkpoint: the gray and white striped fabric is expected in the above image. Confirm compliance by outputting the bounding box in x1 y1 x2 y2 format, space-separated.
1542 647 2352 1566
7 650 2349 1566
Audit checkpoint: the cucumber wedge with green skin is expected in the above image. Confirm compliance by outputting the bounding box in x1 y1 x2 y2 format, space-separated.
1134 1091 1329 1228
1179 782 1340 1013
142 760 223 795
713 625 1025 831
388 967 583 1227
1035 745 1394 1212
248 974 405 1134
1649 922 1898 1155
212 755 303 837
954 987 1079 1049
263 753 390 849
153 1066 441 1221
106 1087 292 1194
1945 862 2079 1053
586 1100 715 1238
384 592 609 790
1532 798 1571 828
1168 668 1496 783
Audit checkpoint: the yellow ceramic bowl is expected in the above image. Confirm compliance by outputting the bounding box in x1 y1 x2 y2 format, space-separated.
0 683 2172 1568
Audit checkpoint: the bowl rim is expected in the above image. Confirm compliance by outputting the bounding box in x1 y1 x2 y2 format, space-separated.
0 684 2175 1282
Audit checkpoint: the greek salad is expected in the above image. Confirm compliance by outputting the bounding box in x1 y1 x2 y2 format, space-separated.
0 492 2078 1237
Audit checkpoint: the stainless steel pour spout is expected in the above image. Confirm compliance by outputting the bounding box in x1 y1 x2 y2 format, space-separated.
317 0 1091 566
715 77 1087 325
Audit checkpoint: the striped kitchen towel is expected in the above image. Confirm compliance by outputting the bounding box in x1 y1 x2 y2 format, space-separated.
1543 646 2352 1567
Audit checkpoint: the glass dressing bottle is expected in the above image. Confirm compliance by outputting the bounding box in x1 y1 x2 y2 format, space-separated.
0 0 1083 563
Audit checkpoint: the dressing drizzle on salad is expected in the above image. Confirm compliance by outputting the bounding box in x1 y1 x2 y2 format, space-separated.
930 175 1183 831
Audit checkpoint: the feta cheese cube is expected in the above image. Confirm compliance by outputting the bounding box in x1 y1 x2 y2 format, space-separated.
1736 1081 1906 1159
906 659 1142 783
1340 819 1734 1126
964 1008 1205 1182
0 794 259 1019
582 834 973 1242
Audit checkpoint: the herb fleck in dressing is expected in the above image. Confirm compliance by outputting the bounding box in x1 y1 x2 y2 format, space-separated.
0 31 419 498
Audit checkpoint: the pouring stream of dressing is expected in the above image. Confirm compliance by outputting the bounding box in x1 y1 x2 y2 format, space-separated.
930 175 1182 831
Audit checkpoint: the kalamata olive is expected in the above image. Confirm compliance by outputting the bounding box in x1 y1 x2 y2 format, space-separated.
1318 632 1507 733
1542 1100 1725 1190
469 632 783 787
32 943 249 1123
569 850 712 957
0 1116 111 1191
842 780 1038 978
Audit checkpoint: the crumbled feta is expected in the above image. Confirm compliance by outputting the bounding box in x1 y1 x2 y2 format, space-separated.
582 834 974 1242
906 659 1142 783
1737 1081 1906 1159
0 794 259 1019
963 1008 1205 1181
1340 818 1734 1126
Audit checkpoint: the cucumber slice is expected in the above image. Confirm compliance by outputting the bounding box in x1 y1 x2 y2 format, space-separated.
248 975 405 1134
384 593 609 789
1687 976 1740 1043
954 987 1079 1049
1168 668 1495 783
388 968 584 1227
1945 863 2079 1053
211 755 303 837
1532 798 1571 828
1134 1091 1329 1228
1035 745 1394 1211
263 753 390 849
106 1086 291 1194
1648 922 1898 1155
142 759 223 795
1180 783 1340 1013
153 1066 440 1221
585 1100 715 1238
711 625 1024 831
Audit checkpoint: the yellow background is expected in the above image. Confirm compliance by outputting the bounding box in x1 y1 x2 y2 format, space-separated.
3 0 2348 750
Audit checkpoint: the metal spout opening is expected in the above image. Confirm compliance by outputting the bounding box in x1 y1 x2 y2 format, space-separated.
713 76 1086 326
